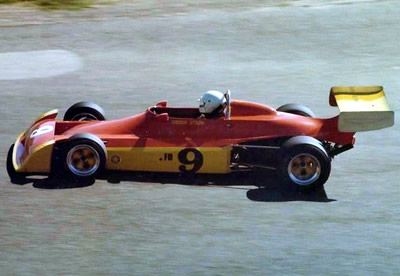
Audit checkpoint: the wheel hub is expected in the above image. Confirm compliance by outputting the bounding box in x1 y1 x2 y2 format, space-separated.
67 145 100 177
288 153 321 186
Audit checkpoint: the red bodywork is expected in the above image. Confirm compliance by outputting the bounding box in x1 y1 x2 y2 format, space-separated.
54 100 354 147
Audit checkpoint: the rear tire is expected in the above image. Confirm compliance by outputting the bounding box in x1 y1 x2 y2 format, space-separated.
277 136 330 191
7 144 27 184
64 102 105 121
277 103 315 117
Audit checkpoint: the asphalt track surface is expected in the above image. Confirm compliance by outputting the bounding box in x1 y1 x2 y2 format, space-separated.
1 0 400 275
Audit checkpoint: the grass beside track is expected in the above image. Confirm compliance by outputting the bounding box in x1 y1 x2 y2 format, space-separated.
0 0 95 10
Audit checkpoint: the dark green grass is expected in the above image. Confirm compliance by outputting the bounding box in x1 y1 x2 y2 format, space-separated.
0 0 95 10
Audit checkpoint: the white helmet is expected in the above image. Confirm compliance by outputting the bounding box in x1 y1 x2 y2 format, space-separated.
199 90 226 114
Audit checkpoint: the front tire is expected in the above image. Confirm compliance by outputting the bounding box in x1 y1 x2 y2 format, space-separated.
64 102 105 121
277 136 331 191
53 134 107 183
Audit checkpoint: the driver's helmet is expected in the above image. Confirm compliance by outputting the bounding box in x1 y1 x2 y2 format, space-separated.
199 90 226 114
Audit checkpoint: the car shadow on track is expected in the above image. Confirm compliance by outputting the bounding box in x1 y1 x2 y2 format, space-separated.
111 170 335 202
246 187 335 202
18 171 335 202
28 177 95 189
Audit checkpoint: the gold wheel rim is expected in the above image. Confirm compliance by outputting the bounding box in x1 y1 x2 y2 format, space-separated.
288 153 321 186
67 145 100 177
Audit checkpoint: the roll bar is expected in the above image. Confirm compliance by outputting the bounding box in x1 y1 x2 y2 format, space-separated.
225 89 231 120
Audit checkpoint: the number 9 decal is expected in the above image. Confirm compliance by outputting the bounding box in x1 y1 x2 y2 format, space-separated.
178 148 203 173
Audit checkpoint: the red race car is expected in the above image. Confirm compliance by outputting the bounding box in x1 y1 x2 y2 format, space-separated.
7 87 394 190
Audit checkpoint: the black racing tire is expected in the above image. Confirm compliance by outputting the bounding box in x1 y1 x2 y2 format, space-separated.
277 103 316 117
277 136 331 192
52 134 107 183
64 101 105 121
6 144 27 184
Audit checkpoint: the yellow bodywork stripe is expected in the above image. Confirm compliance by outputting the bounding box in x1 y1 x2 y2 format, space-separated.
330 86 390 112
334 90 385 102
106 146 232 174
33 109 58 124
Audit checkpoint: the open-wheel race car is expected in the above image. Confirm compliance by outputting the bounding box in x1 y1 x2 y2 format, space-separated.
7 87 394 191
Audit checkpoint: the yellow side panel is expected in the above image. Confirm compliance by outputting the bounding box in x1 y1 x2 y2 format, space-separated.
106 147 232 174
17 141 54 173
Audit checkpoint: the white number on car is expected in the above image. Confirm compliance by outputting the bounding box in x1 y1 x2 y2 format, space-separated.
30 125 54 138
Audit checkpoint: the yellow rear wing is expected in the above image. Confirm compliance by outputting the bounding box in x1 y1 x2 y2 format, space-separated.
329 86 394 132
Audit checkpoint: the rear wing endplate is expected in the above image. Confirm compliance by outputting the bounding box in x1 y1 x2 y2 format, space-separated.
329 86 394 132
